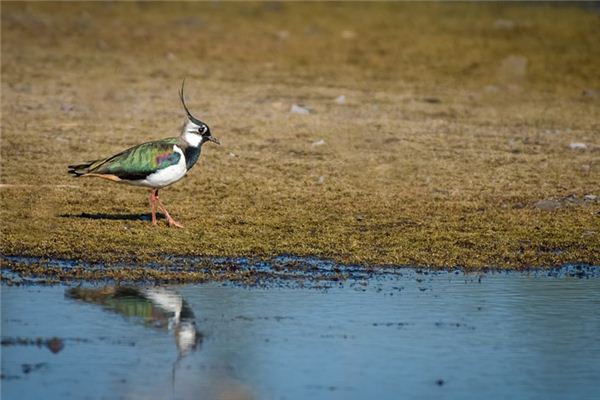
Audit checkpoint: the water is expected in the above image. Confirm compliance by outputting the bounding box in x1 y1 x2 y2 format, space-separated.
2 269 600 400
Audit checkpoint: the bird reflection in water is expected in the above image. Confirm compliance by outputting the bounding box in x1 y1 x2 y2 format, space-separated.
65 286 202 384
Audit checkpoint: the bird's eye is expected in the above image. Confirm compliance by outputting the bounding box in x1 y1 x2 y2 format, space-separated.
198 126 207 135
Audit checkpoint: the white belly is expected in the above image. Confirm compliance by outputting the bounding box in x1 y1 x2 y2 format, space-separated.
130 145 187 189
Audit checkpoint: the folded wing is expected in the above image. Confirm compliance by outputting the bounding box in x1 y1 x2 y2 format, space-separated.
69 139 181 181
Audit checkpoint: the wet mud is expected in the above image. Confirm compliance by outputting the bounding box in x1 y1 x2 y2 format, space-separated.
1 254 598 286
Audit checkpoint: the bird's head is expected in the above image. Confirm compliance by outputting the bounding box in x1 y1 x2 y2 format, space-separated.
179 80 220 147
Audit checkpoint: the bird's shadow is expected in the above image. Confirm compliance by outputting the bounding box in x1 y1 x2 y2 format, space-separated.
60 212 165 222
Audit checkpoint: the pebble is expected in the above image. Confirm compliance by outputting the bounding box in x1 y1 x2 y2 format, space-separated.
61 103 74 112
312 139 326 146
484 85 501 93
584 194 597 201
500 55 528 78
96 40 109 51
335 95 346 104
46 337 64 354
494 19 516 30
317 176 325 184
569 142 588 150
534 199 561 211
290 104 311 114
341 30 356 40
174 16 205 28
581 89 600 98
276 30 290 40
22 363 47 374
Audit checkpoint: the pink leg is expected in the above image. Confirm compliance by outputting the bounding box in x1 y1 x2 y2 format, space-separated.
149 189 158 226
154 191 184 228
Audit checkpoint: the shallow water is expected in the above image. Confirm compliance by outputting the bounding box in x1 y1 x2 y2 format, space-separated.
2 268 600 400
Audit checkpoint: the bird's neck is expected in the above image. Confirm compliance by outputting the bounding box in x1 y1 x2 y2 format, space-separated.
179 139 202 170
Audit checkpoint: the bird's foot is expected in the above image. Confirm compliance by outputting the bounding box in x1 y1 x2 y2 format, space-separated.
150 190 183 228
167 218 184 229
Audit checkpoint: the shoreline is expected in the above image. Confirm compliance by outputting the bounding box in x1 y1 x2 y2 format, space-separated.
2 254 598 286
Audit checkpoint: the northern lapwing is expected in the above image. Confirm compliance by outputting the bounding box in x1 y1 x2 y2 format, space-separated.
68 81 220 228
66 286 202 358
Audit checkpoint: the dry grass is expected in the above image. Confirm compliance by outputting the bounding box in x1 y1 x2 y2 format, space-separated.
1 2 599 270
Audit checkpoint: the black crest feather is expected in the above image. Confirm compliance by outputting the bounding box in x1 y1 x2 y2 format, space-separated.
179 79 203 125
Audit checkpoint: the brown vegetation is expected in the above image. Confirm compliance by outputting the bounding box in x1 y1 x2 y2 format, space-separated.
1 2 599 271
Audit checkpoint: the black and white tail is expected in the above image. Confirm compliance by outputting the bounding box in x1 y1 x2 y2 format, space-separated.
68 160 99 177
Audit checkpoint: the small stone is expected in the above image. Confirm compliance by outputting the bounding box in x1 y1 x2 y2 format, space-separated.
21 363 46 374
500 55 528 78
312 139 326 146
423 97 441 104
174 16 205 28
61 103 74 112
290 104 311 114
229 152 238 157
341 30 356 40
46 337 64 354
583 194 597 201
96 40 109 51
494 19 516 30
276 30 289 40
535 199 561 211
569 142 588 150
484 85 501 93
581 89 600 98
506 84 523 92
335 95 346 104
317 176 325 184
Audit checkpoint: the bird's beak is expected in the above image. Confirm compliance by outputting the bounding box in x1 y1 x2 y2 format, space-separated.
208 136 220 145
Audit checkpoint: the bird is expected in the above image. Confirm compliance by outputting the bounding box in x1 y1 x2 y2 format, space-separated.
66 286 202 358
68 80 219 228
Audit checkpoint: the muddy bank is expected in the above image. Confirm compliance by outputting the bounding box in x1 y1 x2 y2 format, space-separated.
1 254 598 286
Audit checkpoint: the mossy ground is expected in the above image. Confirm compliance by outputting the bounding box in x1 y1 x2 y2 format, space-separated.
1 2 599 274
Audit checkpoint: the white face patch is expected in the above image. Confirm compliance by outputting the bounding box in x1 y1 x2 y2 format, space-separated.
182 120 203 147
183 130 202 147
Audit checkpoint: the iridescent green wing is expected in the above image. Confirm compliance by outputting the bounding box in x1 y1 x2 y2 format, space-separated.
90 139 181 180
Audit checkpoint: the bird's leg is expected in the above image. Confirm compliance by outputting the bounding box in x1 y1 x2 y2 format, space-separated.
154 190 184 228
149 189 158 226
